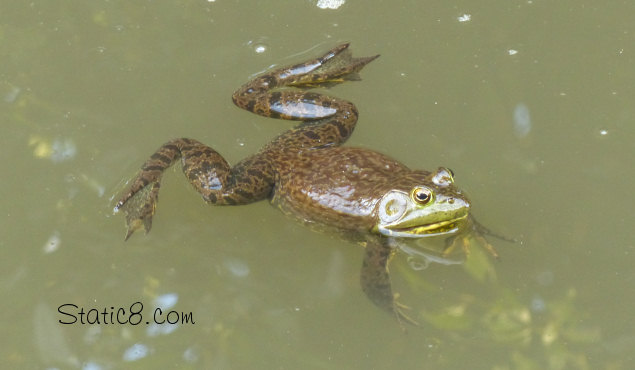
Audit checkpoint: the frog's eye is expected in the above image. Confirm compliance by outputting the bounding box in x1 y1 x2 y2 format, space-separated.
432 167 454 186
411 187 433 205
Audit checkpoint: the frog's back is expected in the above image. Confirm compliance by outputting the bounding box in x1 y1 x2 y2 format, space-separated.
271 147 412 232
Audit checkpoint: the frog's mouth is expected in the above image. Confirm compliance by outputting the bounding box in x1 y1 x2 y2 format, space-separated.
378 215 468 238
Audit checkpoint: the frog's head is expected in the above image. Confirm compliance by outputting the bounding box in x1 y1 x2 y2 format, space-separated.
372 167 470 238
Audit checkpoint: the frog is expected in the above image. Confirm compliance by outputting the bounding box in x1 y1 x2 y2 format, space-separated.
115 43 499 325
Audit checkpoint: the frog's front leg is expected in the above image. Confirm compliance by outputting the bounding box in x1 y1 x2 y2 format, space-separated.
115 138 273 240
443 215 515 259
361 238 419 326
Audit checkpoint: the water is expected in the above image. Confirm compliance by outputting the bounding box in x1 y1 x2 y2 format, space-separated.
2 1 634 369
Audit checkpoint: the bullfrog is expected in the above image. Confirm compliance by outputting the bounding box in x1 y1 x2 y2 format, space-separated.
115 43 498 324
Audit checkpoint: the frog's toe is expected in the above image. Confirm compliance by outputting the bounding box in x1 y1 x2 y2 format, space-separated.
393 294 421 327
443 229 501 260
472 233 500 260
123 212 153 241
316 43 350 63
442 235 465 257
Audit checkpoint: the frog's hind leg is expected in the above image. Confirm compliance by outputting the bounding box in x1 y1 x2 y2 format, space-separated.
232 44 379 149
232 44 378 123
115 138 273 240
233 43 379 107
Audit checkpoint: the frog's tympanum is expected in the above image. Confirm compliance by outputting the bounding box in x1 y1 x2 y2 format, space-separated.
115 44 499 324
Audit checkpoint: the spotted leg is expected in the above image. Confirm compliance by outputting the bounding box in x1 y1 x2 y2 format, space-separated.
232 43 379 151
115 138 274 240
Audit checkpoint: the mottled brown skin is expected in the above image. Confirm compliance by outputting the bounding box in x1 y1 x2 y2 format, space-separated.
116 44 482 324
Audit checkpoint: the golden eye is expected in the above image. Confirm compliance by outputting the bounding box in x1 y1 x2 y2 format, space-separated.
432 167 454 186
411 187 433 205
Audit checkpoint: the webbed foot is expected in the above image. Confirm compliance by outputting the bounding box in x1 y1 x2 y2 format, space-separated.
392 295 421 328
114 139 182 240
115 181 159 241
283 43 379 88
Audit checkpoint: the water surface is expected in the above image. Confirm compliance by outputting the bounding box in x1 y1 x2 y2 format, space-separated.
2 1 634 369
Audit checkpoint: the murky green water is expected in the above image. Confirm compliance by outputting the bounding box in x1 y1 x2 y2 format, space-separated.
2 1 634 369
